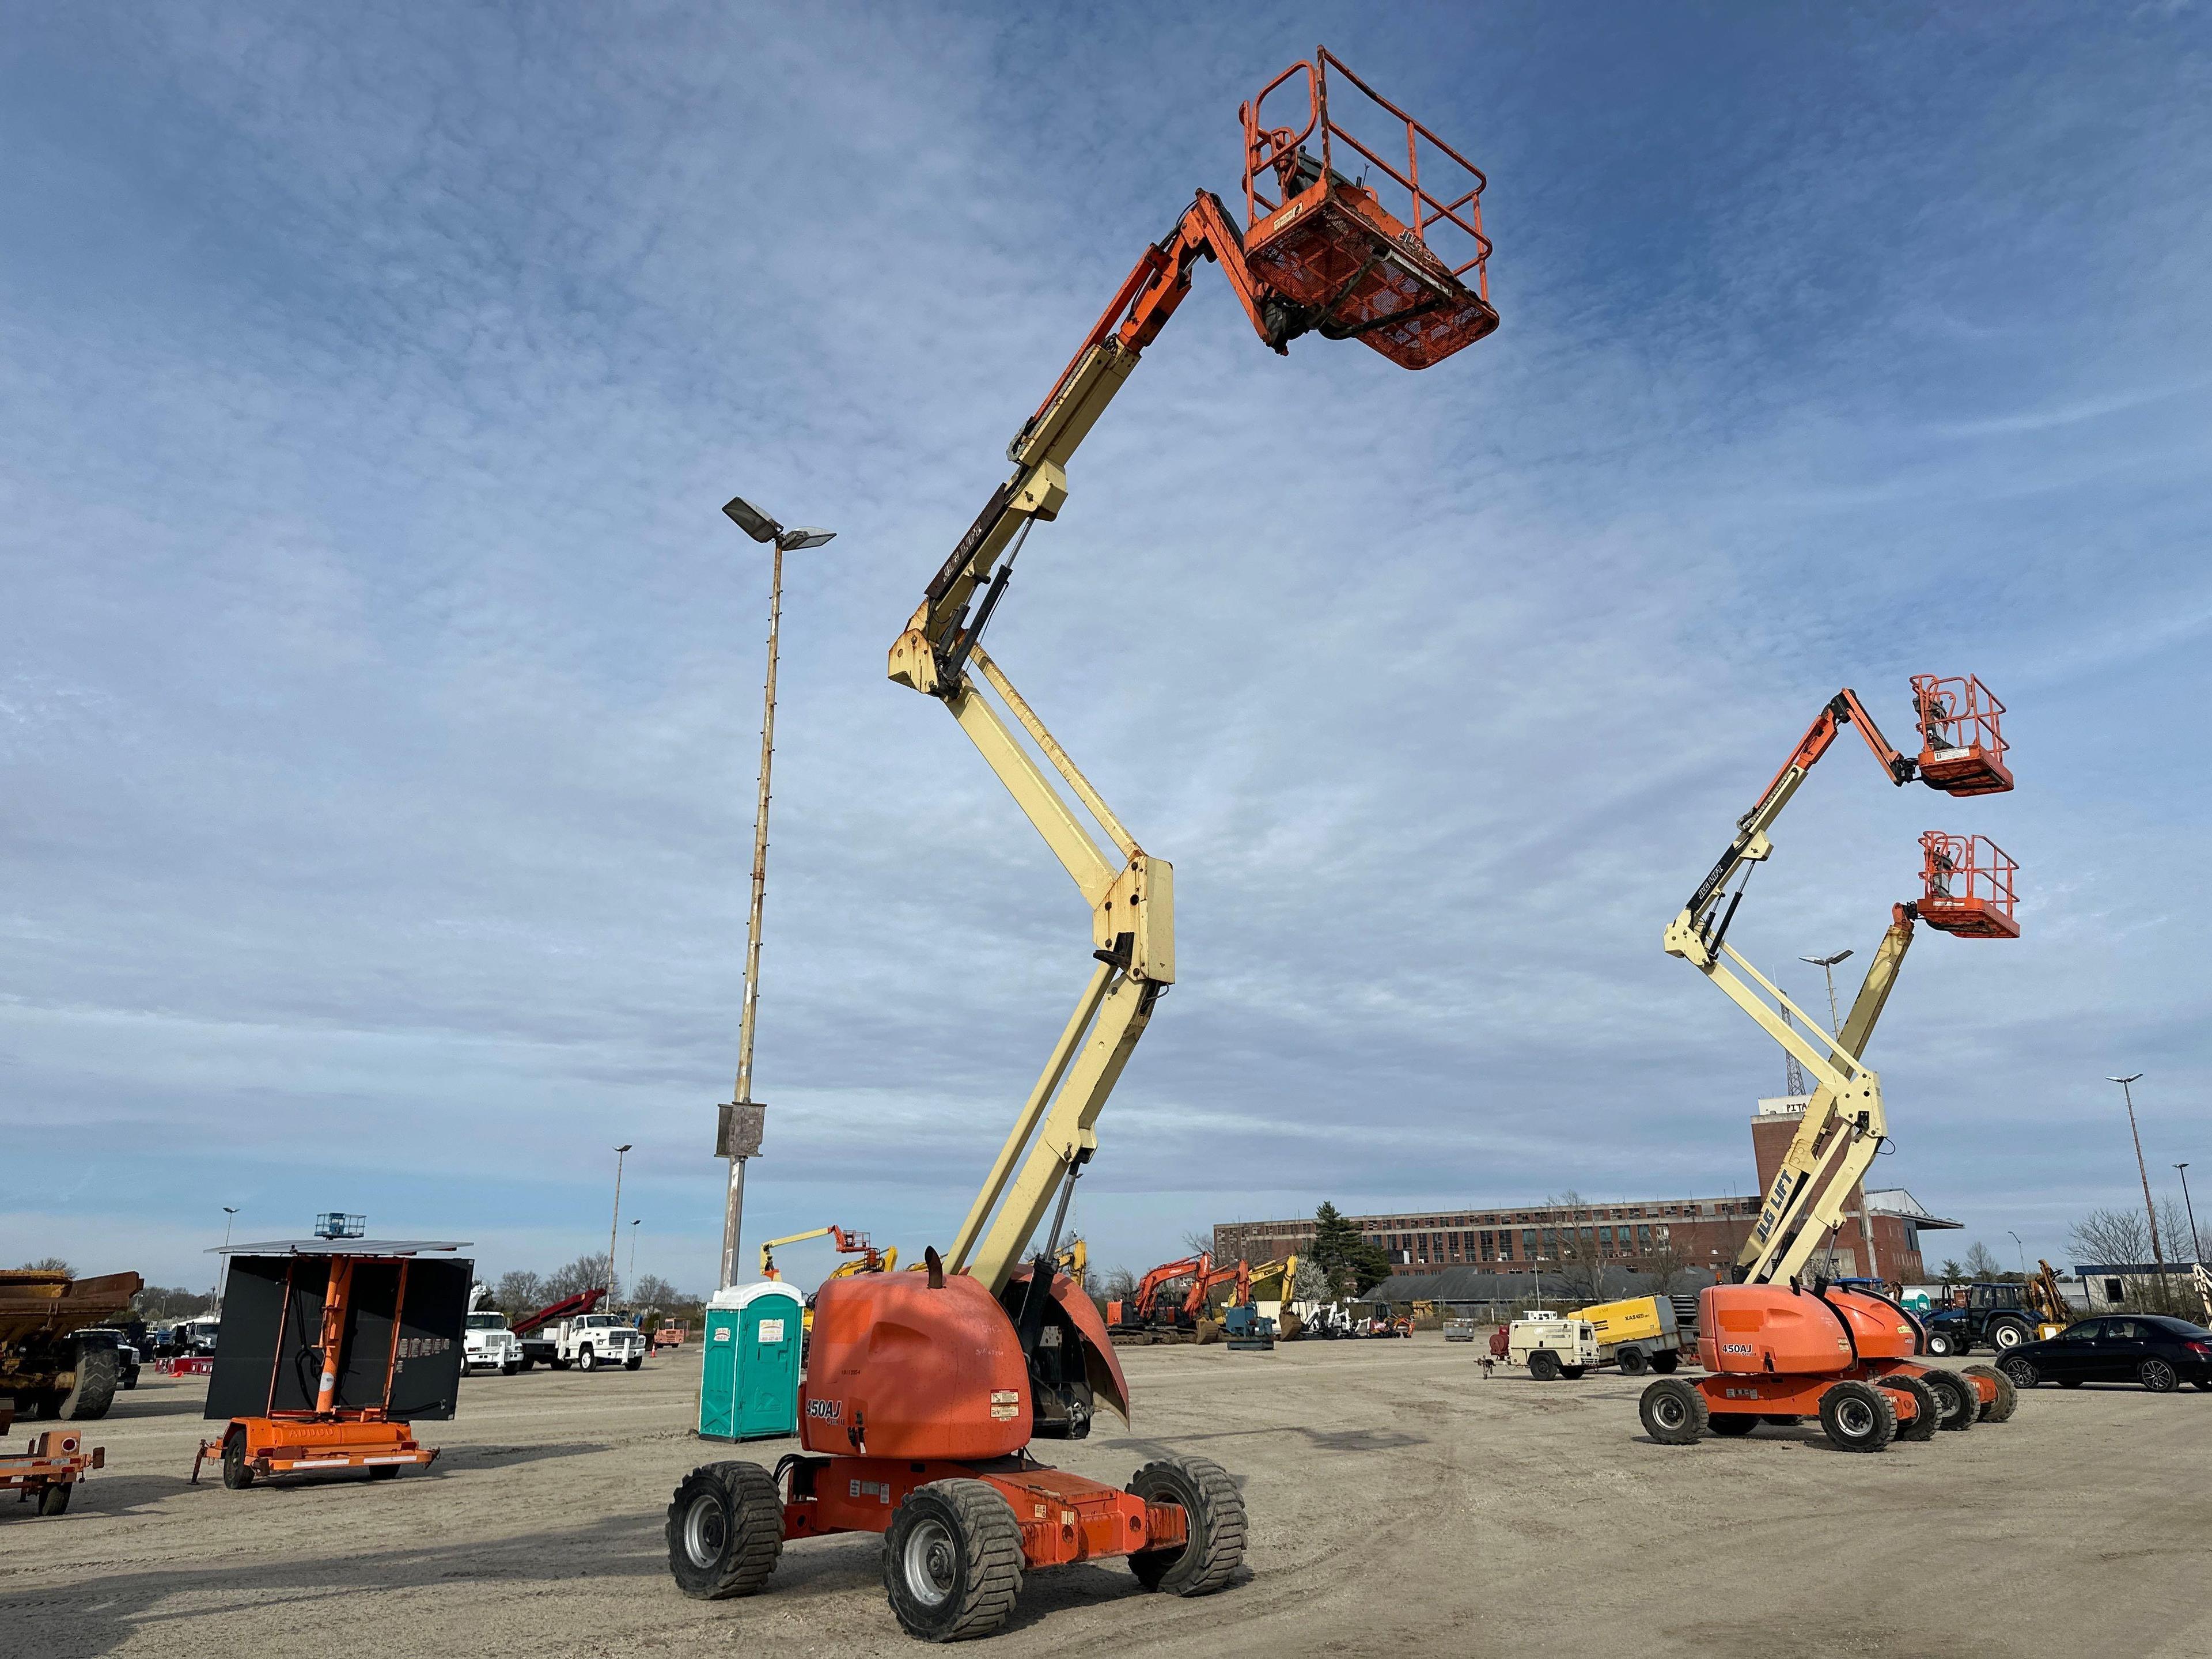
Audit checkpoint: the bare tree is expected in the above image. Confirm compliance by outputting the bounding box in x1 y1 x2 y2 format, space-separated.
1180 1229 1217 1261
1543 1193 1611 1302
495 1270 546 1316
16 1257 73 1275
1099 1266 1137 1305
547 1254 614 1301
1960 1242 2007 1281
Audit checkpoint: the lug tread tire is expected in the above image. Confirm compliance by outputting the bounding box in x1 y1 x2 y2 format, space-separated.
1884 1375 1941 1442
667 1461 782 1601
1991 1321 2029 1351
1922 1367 1977 1430
58 1345 119 1422
1617 1347 1649 1376
1639 1377 1709 1445
882 1478 1023 1640
221 1433 256 1490
1818 1380 1897 1453
1925 1332 1955 1357
1126 1456 1245 1597
1963 1363 2018 1422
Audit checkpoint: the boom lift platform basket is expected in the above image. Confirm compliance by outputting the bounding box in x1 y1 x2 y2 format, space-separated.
1918 831 2019 940
1911 673 2012 797
1241 50 1497 369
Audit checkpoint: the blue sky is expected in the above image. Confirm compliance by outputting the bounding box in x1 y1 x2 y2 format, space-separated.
3 5 2208 1296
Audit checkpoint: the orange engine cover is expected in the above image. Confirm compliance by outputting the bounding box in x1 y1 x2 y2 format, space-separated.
1823 1288 1919 1359
1698 1285 1856 1376
800 1273 1031 1461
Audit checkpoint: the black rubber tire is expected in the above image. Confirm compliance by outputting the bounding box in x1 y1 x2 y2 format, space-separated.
667 1461 783 1601
1963 1363 2018 1422
1885 1376 1941 1442
222 1431 256 1490
1924 1331 1957 1358
58 1346 119 1422
1615 1347 1649 1376
1998 1356 2039 1389
1709 1413 1758 1437
578 1346 597 1373
1527 1350 1561 1382
882 1478 1023 1639
625 1357 643 1372
518 1358 535 1372
1989 1321 2031 1353
2141 1357 2180 1393
501 1361 519 1376
1560 1365 1588 1380
37 1483 70 1517
1649 1350 1680 1375
1126 1456 1245 1596
1639 1377 1708 1445
1818 1380 1897 1452
1921 1367 1977 1430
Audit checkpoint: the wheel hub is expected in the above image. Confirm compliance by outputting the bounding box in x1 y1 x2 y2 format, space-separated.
1836 1397 1874 1437
683 1494 727 1567
904 1517 958 1607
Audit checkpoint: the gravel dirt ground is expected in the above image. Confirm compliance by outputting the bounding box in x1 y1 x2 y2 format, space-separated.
6 1336 2209 1659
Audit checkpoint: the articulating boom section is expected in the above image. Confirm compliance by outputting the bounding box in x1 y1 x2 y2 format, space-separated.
890 51 1498 1297
1664 676 2019 1287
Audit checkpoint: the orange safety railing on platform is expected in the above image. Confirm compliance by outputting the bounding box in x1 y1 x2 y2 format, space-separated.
1242 48 1492 299
1919 831 2020 939
1911 673 2012 796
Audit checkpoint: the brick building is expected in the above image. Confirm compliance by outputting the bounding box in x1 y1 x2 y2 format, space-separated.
1213 1094 1959 1285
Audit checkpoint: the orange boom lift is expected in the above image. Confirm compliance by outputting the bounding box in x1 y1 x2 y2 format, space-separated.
665 49 1499 1640
1643 676 2024 1450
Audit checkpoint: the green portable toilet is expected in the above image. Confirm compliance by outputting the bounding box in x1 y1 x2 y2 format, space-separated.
698 1281 804 1441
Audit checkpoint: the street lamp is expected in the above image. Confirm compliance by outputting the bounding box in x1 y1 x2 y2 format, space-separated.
1800 949 1854 1038
215 1206 239 1311
628 1216 642 1291
2177 1164 2201 1267
608 1145 633 1301
2007 1229 2025 1277
715 494 836 1294
2107 1075 2166 1287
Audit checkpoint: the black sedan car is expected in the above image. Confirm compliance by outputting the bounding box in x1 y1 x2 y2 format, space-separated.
1998 1315 2212 1393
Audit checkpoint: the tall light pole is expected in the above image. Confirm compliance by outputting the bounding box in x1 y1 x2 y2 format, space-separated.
2107 1074 2166 1296
215 1206 238 1310
714 495 835 1292
608 1144 632 1301
2007 1229 2025 1277
1802 949 1873 1276
2177 1164 2201 1266
628 1216 642 1291
1800 950 1854 1038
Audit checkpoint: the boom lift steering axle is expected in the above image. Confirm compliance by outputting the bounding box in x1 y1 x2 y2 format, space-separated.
666 49 1499 1640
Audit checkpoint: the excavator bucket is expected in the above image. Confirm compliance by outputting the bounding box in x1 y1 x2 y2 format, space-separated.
1912 673 2013 796
1918 831 2020 938
1241 50 1498 370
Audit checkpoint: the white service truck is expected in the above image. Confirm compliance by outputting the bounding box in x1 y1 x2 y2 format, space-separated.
464 1311 523 1375
521 1312 645 1372
1508 1312 1601 1380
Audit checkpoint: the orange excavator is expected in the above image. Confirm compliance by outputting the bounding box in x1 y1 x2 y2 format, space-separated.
1642 675 2023 1452
1106 1254 1211 1335
665 48 1500 1639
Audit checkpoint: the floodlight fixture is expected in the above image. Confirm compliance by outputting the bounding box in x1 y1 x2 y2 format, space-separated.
722 495 781 544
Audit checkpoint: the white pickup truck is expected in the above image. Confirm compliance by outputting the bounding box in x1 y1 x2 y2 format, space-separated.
522 1313 646 1372
464 1312 523 1375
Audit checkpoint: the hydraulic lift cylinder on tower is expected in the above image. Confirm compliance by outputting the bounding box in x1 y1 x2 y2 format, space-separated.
665 49 1502 1641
